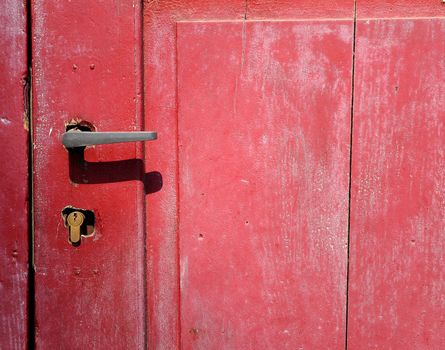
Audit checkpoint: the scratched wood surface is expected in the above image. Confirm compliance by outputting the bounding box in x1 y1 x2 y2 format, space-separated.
32 1 146 348
28 0 445 348
356 0 445 18
349 18 445 348
143 2 354 348
0 0 29 348
176 20 352 349
144 3 247 348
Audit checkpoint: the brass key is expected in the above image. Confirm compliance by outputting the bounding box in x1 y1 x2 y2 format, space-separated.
66 211 85 246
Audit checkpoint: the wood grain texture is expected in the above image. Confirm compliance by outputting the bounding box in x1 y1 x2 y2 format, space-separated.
143 2 355 348
357 0 445 19
248 0 354 19
32 1 146 348
349 18 445 349
177 20 353 349
0 0 29 348
144 3 248 349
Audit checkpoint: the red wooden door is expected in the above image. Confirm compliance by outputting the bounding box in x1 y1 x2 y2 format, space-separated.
26 0 445 349
31 1 353 348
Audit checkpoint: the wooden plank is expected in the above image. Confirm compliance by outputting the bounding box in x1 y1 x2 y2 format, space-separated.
349 18 445 348
177 20 353 349
247 0 354 19
144 3 247 349
356 0 445 19
0 0 29 348
32 1 146 348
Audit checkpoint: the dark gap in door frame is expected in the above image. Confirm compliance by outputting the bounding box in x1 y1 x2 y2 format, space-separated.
139 0 149 348
26 0 35 348
345 1 357 349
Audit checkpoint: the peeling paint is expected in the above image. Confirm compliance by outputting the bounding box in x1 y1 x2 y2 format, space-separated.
0 116 12 125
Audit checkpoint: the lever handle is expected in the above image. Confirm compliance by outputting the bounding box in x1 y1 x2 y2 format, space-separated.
62 130 157 148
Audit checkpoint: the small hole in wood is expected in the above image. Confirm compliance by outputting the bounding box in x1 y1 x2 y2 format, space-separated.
65 119 95 132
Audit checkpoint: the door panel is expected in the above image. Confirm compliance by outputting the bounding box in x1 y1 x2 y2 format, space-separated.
349 18 445 348
0 0 29 348
32 1 146 348
144 2 354 348
176 20 353 349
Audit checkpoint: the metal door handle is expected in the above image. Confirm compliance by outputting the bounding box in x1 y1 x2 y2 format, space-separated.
62 130 157 148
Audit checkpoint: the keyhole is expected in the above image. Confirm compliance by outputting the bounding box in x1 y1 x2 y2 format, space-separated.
61 206 96 247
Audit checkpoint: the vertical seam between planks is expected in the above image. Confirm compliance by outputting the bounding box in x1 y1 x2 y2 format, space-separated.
175 22 182 350
26 0 35 347
345 1 357 349
138 0 148 348
344 1 357 349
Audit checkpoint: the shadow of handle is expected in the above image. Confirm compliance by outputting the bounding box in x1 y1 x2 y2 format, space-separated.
68 149 162 195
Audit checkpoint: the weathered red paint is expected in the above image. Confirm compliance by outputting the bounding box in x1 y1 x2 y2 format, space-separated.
247 0 354 18
28 0 445 348
144 3 248 347
32 1 146 348
177 20 353 349
144 1 354 348
0 0 29 348
357 0 445 18
349 16 445 349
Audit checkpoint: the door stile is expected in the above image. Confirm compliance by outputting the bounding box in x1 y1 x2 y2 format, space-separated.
31 1 147 348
